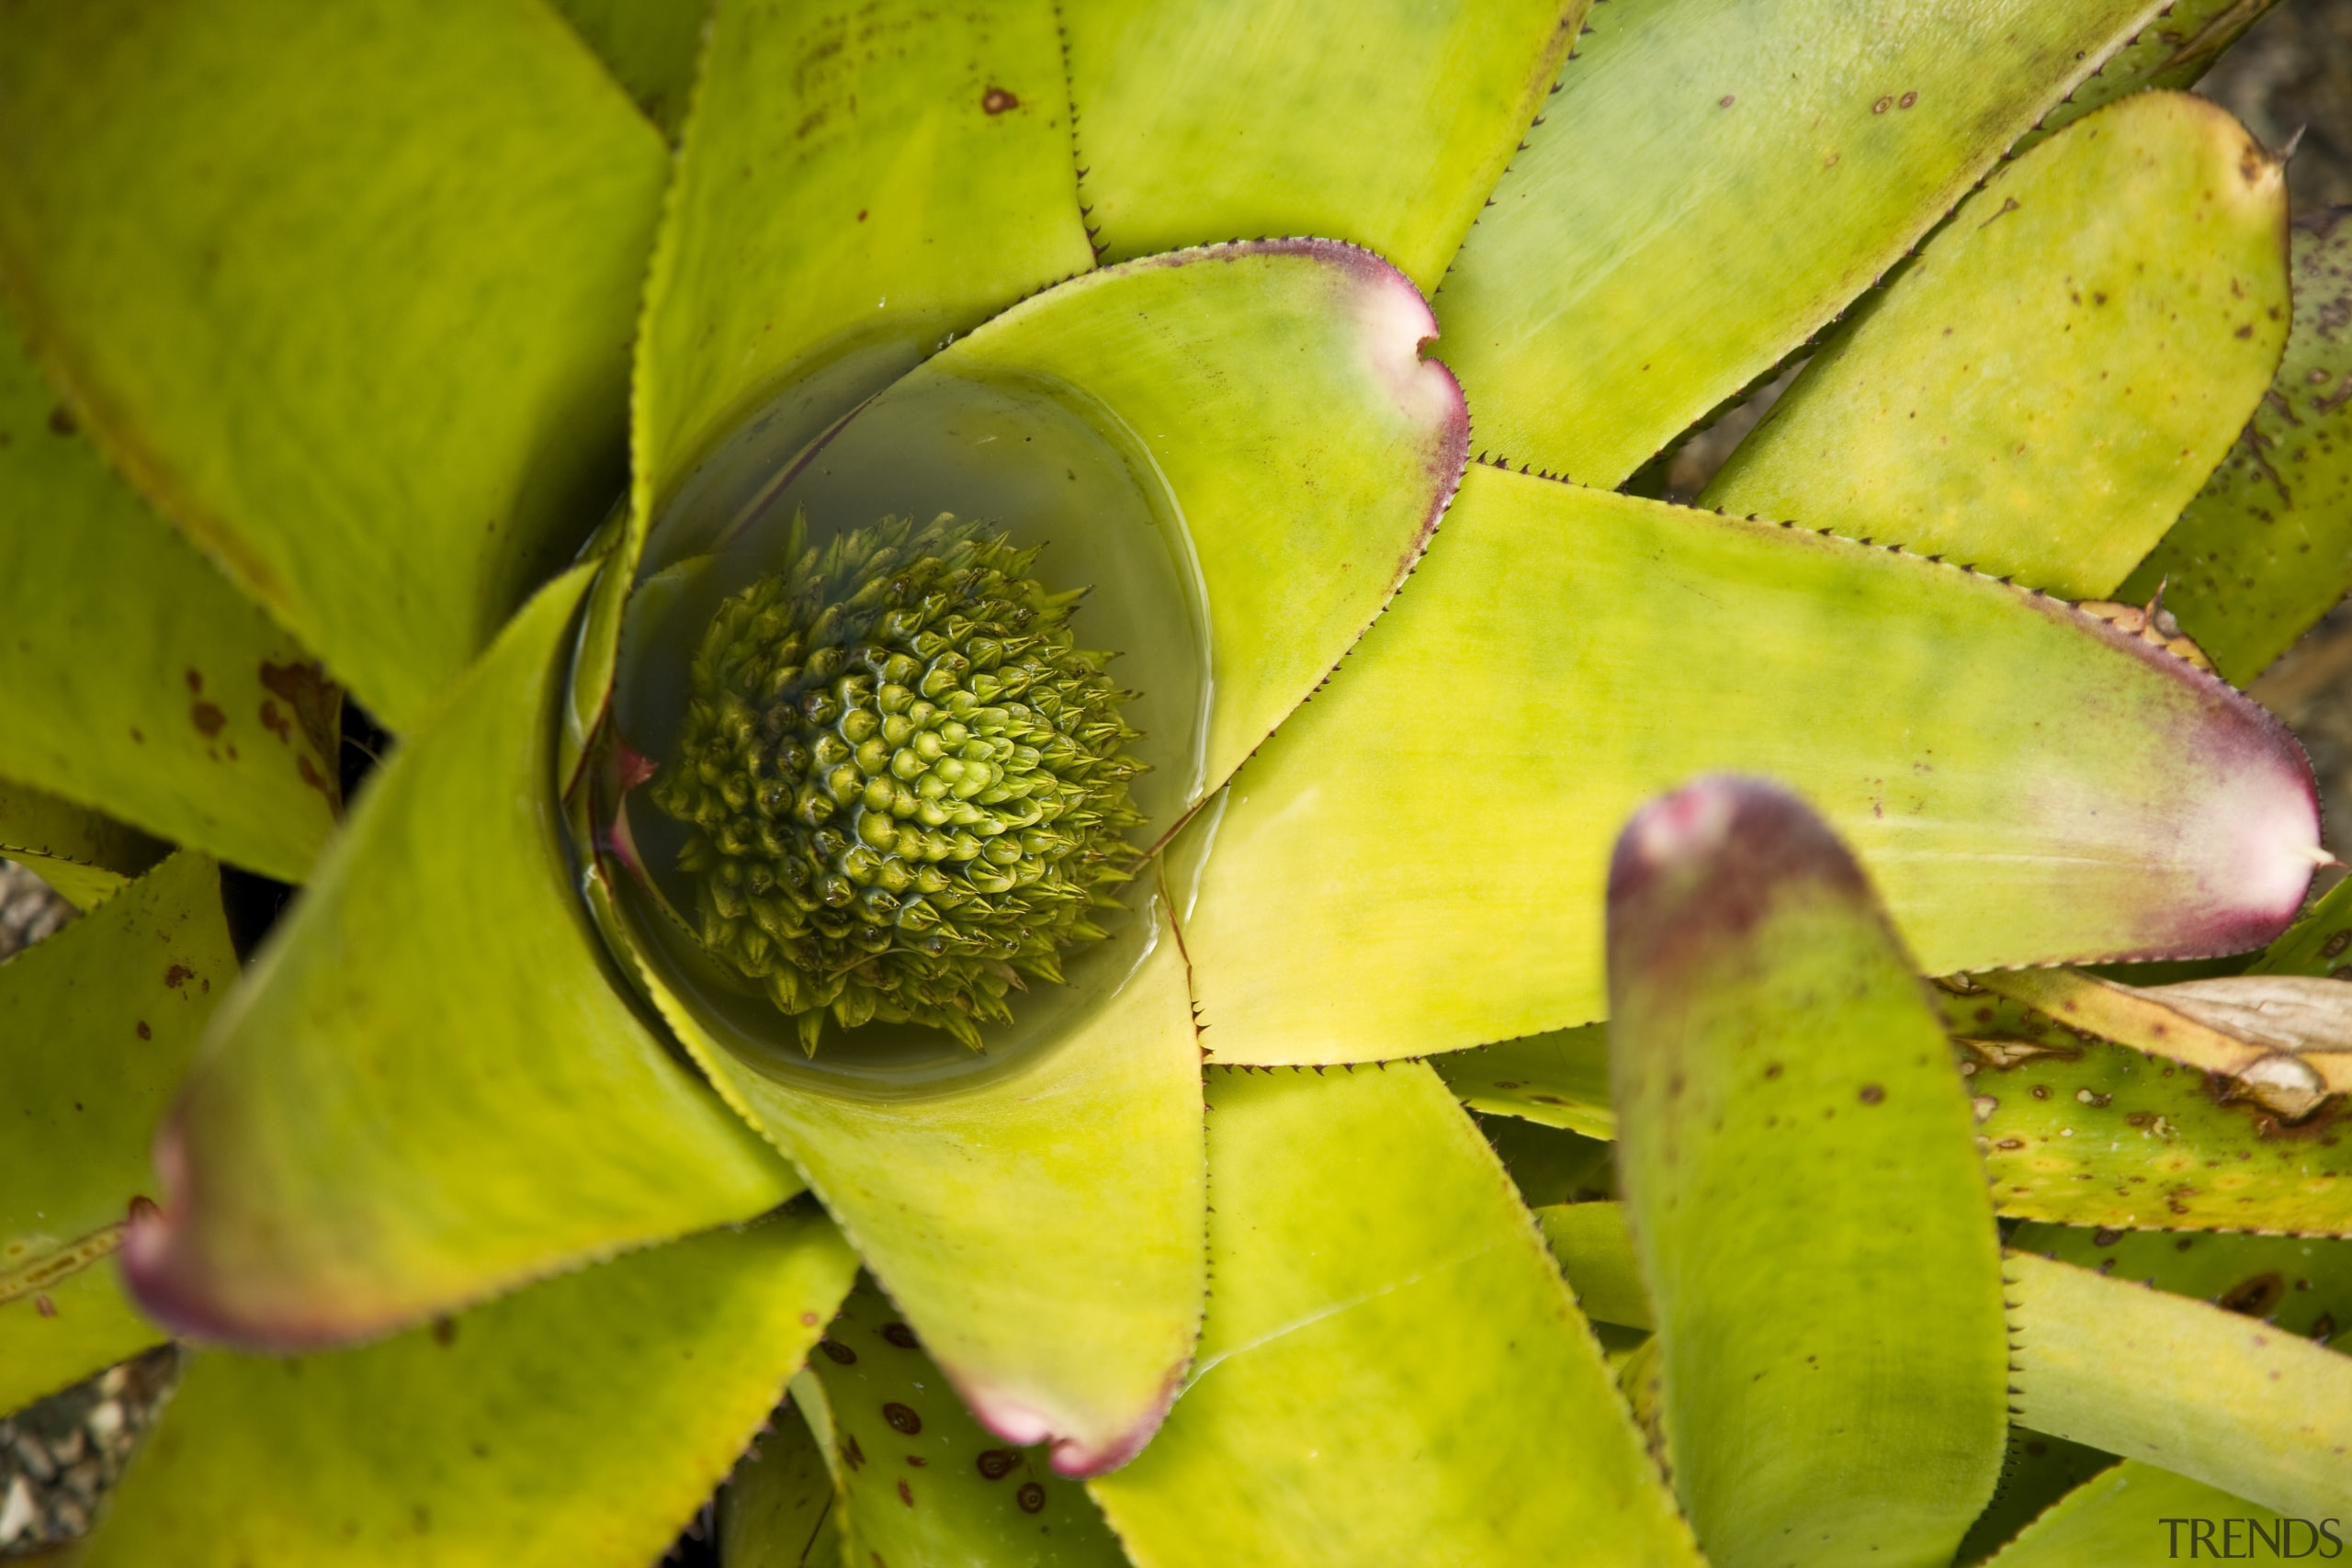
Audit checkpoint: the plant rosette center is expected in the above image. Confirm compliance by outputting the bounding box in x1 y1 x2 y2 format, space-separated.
642 510 1146 1054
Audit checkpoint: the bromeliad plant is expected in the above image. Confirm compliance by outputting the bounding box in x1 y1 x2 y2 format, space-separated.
2 0 2350 1562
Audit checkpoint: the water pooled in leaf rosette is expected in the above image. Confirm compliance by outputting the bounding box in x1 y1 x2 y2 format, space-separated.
584 365 1209 1089
647 510 1148 1052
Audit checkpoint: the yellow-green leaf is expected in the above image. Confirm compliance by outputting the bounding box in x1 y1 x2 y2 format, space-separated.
1065 0 1582 292
0 852 227 1413
1090 1062 1698 1566
1182 468 2319 1065
1706 92 2288 600
125 568 797 1348
1436 0 2166 487
80 1212 857 1568
0 0 666 727
2008 1248 2352 1518
1609 778 2006 1566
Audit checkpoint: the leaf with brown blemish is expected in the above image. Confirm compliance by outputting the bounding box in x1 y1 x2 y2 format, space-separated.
2011 1221 2352 1341
1971 1032 2352 1235
1980 967 2352 1122
791 1275 1123 1568
2122 206 2352 682
0 852 227 1413
1607 777 2007 1567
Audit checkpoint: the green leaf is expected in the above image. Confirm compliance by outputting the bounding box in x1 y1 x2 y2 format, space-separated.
1064 0 1582 292
2007 1248 2352 1519
792 1277 1126 1567
1976 964 2352 1111
1182 467 2320 1065
0 330 339 883
2010 1222 2352 1340
0 1266 160 1422
1608 778 2007 1567
718 1393 837 1568
2120 209 2352 682
1984 1461 2293 1567
1089 1062 1698 1566
1706 92 2289 601
634 0 1094 518
2248 872 2352 978
1959 1027 2352 1235
1534 1201 1651 1331
0 775 164 912
715 1392 846 1561
650 898 1204 1479
124 566 798 1348
2030 0 2283 147
545 0 707 136
0 852 226 1412
1952 1431 2120 1567
1435 0 2166 488
1479 1115 1612 1208
1431 1024 1615 1139
930 241 1469 795
80 1211 857 1568
0 0 667 728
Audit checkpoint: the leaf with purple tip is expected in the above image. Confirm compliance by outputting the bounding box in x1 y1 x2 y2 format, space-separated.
794 1276 1125 1567
650 897 1205 1483
1608 777 2007 1567
79 1211 856 1568
928 241 1470 797
1183 469 2321 1065
123 567 799 1349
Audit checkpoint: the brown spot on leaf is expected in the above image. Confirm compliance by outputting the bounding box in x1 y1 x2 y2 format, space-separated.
135 1021 151 1041
185 669 203 693
432 1316 458 1347
1858 1083 1885 1105
882 1401 922 1434
1017 1482 1046 1514
35 1294 54 1318
1718 94 1736 108
47 405 74 436
982 86 1018 114
164 964 192 988
2217 1272 2287 1318
191 700 226 737
881 1322 919 1348
897 1479 914 1506
1898 91 1917 108
976 1449 1018 1480
842 1432 865 1470
818 1338 856 1364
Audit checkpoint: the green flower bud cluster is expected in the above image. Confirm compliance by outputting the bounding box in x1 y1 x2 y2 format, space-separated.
646 512 1147 1053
